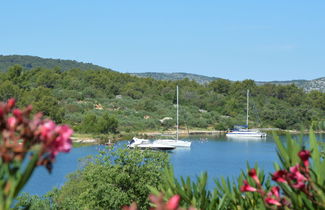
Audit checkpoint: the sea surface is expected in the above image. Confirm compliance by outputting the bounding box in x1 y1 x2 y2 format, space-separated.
22 134 324 195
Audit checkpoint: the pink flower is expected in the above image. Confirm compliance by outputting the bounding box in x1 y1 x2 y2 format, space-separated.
298 150 311 168
240 180 257 192
53 125 73 153
7 98 15 109
270 186 280 199
166 195 180 210
40 121 56 141
0 107 3 118
13 109 23 121
39 121 73 159
272 170 287 183
292 181 305 189
248 168 260 185
288 165 307 189
289 165 307 182
7 117 17 130
265 197 282 206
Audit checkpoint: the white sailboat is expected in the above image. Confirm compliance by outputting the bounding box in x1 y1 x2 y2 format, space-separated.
226 90 267 138
153 86 192 147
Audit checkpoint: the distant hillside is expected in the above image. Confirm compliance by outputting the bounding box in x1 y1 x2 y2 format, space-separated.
131 72 220 84
132 72 325 92
257 78 325 92
0 55 112 72
256 80 308 86
302 77 325 92
1 55 324 92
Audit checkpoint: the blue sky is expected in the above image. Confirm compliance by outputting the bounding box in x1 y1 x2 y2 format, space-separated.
0 1 324 81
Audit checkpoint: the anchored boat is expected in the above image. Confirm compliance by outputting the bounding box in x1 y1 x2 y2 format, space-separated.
127 137 176 151
226 90 267 138
153 86 192 147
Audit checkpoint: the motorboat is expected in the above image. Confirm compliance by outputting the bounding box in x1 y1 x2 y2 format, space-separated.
226 90 267 138
128 137 176 151
153 139 191 147
153 86 191 147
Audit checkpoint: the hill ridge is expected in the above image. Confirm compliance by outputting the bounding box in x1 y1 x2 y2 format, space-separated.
0 55 112 72
0 55 323 92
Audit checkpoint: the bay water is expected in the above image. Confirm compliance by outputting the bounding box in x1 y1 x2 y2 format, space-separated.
22 134 324 195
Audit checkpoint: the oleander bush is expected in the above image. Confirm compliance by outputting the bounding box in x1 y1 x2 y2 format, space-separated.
149 130 325 209
0 99 73 210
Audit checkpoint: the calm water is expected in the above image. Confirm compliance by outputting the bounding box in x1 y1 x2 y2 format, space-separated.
22 134 324 195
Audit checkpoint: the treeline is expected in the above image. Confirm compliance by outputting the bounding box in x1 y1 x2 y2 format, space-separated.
0 65 324 134
0 55 108 72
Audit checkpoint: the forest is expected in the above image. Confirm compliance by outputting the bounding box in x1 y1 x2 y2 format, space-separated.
0 64 325 136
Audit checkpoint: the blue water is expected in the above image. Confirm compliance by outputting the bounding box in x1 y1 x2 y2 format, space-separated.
22 134 324 195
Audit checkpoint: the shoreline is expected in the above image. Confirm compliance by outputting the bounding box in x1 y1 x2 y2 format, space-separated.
71 128 325 146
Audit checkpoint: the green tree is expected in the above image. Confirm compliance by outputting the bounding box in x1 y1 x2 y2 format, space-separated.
0 80 21 101
97 113 119 134
36 69 60 88
20 87 64 122
79 113 98 133
208 79 231 95
15 148 169 209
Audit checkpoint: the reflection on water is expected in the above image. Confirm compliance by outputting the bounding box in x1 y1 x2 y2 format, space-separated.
226 136 267 141
22 134 324 195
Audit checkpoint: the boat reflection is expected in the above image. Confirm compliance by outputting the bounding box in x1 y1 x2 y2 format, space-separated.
226 136 267 141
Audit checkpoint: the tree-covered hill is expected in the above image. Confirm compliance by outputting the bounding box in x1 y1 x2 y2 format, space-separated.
0 63 324 135
130 72 220 84
1 55 324 92
0 55 112 72
257 78 325 93
132 72 325 92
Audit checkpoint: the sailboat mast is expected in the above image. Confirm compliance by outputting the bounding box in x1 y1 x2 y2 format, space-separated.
246 89 249 128
176 85 179 141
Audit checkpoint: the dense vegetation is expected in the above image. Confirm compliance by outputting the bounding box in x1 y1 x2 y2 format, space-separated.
131 72 220 84
133 72 325 93
0 64 325 136
0 55 109 72
14 148 169 209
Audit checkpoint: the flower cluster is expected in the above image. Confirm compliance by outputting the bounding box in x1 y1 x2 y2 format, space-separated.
240 149 312 208
0 98 73 172
123 194 195 210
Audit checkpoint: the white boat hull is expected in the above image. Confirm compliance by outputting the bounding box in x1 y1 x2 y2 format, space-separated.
128 137 176 150
153 139 191 147
128 144 176 150
226 131 267 138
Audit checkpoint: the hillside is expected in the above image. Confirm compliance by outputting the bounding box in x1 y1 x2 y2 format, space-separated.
0 55 112 72
131 72 220 84
257 78 325 92
302 77 325 92
0 55 324 133
132 72 325 92
256 80 308 86
1 55 323 92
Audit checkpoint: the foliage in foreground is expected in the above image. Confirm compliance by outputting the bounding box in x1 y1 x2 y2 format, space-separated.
14 131 325 209
14 147 169 210
0 99 73 210
149 131 325 209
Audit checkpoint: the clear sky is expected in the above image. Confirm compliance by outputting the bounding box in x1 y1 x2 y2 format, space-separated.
0 1 324 81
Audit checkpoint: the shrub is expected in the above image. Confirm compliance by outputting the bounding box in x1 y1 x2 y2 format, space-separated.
16 148 169 209
150 130 325 209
